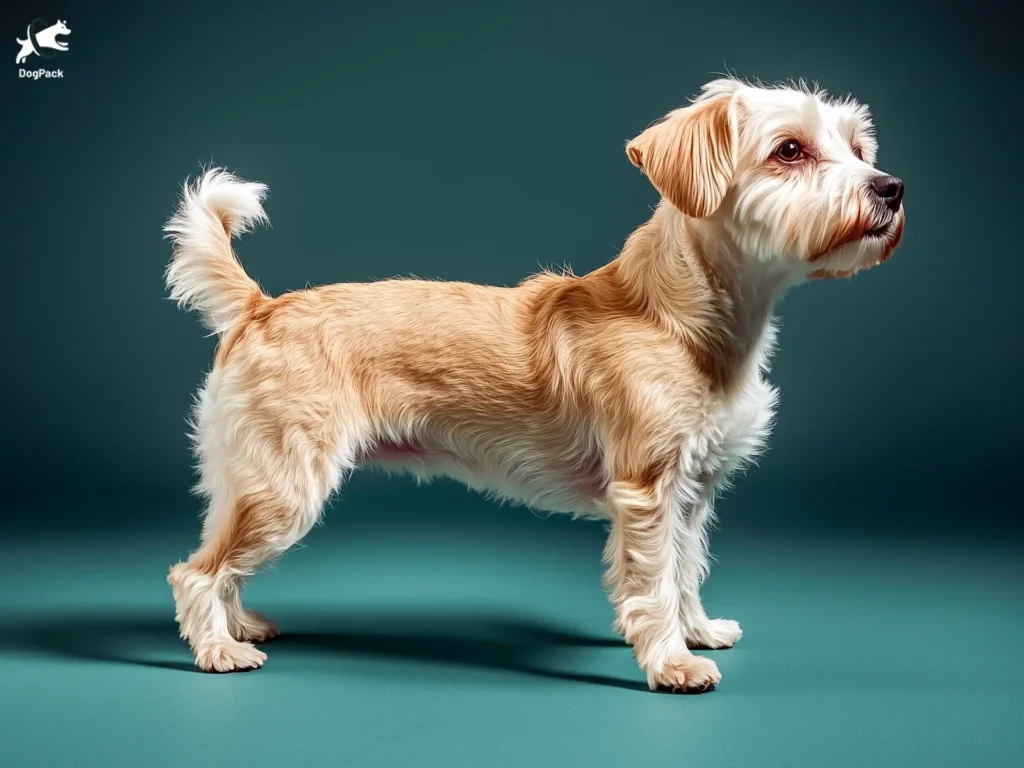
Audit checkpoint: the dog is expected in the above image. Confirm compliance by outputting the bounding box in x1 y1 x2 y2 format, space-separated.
165 77 904 691
15 20 70 65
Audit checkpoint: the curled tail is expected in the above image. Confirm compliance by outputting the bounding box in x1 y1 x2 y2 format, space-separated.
164 168 269 336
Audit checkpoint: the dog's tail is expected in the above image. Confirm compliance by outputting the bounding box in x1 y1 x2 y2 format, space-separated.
164 168 269 336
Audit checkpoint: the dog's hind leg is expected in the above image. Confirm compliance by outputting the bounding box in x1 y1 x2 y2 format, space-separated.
168 387 362 672
168 489 316 671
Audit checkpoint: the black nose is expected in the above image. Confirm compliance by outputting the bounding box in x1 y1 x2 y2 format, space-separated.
869 175 904 213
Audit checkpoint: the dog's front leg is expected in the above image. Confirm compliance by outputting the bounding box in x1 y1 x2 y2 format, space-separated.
603 471 721 692
675 492 743 650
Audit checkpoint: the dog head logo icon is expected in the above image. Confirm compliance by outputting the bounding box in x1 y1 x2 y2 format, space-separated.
16 19 70 65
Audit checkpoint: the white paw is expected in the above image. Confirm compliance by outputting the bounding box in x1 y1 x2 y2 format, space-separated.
229 610 279 644
195 639 267 673
688 618 743 649
648 654 722 693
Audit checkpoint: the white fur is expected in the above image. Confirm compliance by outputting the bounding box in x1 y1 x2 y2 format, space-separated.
164 170 269 336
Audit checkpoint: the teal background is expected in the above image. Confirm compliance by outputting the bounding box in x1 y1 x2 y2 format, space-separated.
1 1 1021 766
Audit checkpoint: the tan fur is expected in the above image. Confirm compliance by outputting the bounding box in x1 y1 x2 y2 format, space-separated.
165 78 904 690
627 92 736 219
169 208 736 687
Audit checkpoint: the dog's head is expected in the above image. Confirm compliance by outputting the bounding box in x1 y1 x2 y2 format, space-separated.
627 78 904 280
51 19 71 36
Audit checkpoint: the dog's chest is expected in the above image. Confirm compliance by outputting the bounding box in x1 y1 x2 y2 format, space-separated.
692 374 778 483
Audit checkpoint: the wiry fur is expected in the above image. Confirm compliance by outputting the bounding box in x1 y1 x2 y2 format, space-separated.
165 77 904 691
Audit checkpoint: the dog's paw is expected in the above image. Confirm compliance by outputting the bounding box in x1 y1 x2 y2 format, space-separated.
195 639 267 673
688 618 743 650
648 654 721 693
229 610 279 644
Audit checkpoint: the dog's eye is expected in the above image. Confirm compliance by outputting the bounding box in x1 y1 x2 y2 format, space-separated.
775 140 803 162
852 146 864 161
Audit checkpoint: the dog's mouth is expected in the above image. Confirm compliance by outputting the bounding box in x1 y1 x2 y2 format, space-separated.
862 220 892 239
809 214 904 280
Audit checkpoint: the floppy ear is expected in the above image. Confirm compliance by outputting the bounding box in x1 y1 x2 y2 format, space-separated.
626 93 737 219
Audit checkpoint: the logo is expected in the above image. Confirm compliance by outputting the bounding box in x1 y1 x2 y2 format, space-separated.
16 18 69 79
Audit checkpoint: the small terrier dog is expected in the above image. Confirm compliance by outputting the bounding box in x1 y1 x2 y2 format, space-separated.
166 77 904 691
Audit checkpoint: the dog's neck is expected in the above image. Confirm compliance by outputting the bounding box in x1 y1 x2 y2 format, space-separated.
613 202 798 391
